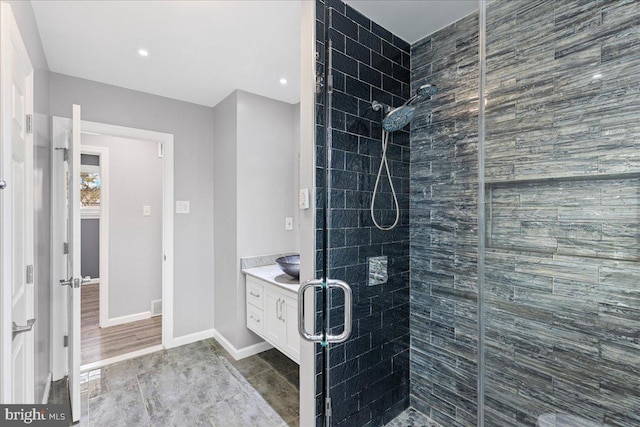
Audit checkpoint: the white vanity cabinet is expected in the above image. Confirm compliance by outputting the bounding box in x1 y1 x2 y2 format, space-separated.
245 273 300 364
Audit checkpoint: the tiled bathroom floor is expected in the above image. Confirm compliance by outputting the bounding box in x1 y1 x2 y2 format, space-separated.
385 408 442 427
49 338 299 426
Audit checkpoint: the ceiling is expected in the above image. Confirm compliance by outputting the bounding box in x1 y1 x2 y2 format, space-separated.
345 0 478 44
31 1 477 109
31 1 302 108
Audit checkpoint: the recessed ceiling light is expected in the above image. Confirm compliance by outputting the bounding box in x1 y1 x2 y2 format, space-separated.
279 78 287 85
138 49 149 57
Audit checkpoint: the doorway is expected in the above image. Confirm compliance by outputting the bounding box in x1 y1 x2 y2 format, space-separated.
51 117 175 379
79 135 163 366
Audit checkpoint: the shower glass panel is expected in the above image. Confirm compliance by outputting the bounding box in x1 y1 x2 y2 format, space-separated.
481 0 640 425
314 1 413 425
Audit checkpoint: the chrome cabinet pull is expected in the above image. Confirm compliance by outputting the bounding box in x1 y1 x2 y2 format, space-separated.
280 299 285 322
250 315 260 323
12 318 35 340
250 291 260 298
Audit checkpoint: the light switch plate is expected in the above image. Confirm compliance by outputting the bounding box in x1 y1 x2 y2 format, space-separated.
143 205 151 216
285 217 293 230
176 201 190 214
299 188 310 210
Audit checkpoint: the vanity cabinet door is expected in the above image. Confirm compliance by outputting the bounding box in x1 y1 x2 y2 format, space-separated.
283 296 300 363
265 290 286 347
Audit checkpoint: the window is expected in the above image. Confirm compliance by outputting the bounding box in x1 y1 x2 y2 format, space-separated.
80 165 101 218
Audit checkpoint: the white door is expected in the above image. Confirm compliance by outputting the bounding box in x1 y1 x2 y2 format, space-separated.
0 3 35 404
66 105 82 422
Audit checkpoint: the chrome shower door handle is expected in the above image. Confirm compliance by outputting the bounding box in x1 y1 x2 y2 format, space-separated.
325 280 352 343
298 279 324 342
298 279 353 343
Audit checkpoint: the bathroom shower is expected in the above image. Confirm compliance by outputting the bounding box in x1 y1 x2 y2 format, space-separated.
370 84 438 230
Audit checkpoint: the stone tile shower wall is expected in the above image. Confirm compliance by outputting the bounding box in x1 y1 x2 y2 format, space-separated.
409 12 480 427
483 0 640 425
411 0 640 426
315 0 412 425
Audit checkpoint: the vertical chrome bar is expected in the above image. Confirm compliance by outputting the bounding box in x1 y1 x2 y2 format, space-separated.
298 280 323 342
324 280 352 343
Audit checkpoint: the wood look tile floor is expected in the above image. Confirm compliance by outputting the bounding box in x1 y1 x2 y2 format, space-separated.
81 283 162 365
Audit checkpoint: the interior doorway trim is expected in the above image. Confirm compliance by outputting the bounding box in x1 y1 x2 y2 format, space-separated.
51 117 175 379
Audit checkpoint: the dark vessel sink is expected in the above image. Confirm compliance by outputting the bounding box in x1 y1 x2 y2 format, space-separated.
275 254 300 279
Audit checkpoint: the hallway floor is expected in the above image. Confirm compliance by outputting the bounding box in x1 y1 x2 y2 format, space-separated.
50 338 299 426
81 283 162 364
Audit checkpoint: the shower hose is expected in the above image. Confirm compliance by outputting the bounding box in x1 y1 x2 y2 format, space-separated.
370 129 399 231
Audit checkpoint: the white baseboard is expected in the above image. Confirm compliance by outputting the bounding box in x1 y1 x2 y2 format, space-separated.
41 372 52 404
80 344 164 372
212 329 272 361
101 311 151 328
169 328 216 349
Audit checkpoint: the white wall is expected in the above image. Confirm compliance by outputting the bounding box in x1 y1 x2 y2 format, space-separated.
82 134 163 319
50 73 215 337
212 92 238 343
213 90 300 350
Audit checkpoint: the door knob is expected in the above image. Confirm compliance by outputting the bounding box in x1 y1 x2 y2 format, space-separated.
0 179 6 189
12 318 35 340
60 278 80 288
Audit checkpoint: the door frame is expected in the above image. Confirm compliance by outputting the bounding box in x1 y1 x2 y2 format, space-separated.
51 117 175 379
298 1 317 425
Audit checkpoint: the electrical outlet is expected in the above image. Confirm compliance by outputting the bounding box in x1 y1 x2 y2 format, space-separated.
285 217 293 230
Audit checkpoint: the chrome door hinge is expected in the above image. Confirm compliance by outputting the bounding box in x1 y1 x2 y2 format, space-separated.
315 73 324 94
55 147 68 161
63 335 68 348
26 114 33 134
63 242 69 254
325 398 332 418
26 265 34 284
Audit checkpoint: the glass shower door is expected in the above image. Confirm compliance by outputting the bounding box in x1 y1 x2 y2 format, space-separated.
480 0 640 425
304 1 415 426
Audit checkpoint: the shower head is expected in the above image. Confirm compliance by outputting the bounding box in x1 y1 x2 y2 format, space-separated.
405 84 438 106
380 83 438 132
416 84 438 97
382 105 415 132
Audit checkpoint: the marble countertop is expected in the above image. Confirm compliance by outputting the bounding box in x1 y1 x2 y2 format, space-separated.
242 264 300 294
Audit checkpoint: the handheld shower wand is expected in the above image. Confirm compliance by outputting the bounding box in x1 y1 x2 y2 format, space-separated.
370 84 438 231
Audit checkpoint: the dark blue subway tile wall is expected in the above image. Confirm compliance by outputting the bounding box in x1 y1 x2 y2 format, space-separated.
316 0 412 425
409 10 480 427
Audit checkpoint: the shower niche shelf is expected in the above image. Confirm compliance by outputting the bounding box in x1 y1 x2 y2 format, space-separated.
485 172 640 262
